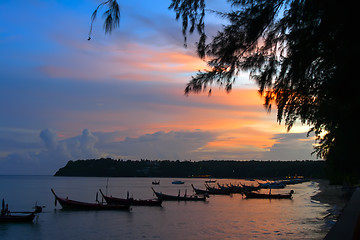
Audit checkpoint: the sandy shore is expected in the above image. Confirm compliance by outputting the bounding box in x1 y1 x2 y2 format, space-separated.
311 179 360 239
311 179 347 209
324 188 360 240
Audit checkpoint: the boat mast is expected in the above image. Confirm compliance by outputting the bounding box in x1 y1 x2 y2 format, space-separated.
106 177 109 196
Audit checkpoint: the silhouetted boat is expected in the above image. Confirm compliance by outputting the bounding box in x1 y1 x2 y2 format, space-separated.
205 184 231 195
152 188 206 201
191 184 209 195
51 189 130 210
0 199 43 223
0 213 36 223
217 183 243 194
205 178 216 183
191 184 231 195
281 178 308 185
152 180 160 185
240 183 261 192
99 189 162 206
258 181 286 189
172 180 185 184
243 190 294 199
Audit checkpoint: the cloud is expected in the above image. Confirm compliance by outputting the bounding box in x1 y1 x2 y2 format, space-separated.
0 128 218 174
114 130 217 160
78 129 98 156
40 128 58 151
51 128 101 160
261 132 318 160
0 128 103 174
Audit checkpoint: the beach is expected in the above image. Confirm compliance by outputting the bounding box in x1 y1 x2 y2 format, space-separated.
311 179 347 209
312 179 360 239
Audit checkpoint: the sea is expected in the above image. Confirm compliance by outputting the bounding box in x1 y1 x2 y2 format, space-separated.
0 176 334 240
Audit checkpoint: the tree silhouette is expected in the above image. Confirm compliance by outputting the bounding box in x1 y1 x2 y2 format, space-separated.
91 0 359 184
88 0 120 40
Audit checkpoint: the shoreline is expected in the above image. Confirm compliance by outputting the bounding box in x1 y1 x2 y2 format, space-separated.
311 179 360 239
311 179 347 209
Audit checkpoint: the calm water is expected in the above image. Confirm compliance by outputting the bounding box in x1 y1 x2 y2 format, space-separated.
0 176 332 240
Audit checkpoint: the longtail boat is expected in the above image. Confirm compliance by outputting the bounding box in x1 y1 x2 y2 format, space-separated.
191 184 209 195
152 180 160 185
172 180 185 184
258 181 286 189
213 183 243 194
152 188 206 201
225 183 243 193
99 189 162 206
51 189 130 210
205 183 232 195
240 183 261 192
191 184 231 195
205 178 216 183
243 190 294 199
0 212 36 223
0 199 43 223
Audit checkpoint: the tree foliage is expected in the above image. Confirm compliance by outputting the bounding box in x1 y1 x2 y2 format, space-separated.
88 0 120 40
55 158 326 179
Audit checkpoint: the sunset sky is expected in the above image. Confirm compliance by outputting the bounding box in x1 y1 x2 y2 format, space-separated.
0 0 317 175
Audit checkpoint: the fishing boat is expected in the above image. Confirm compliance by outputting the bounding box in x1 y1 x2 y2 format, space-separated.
172 180 185 184
240 183 261 192
243 190 294 199
258 181 286 189
152 188 206 201
0 200 43 223
217 183 243 194
191 184 209 195
51 189 130 210
152 180 160 185
281 178 307 185
191 184 231 195
99 189 162 206
205 184 231 195
0 212 36 223
205 178 216 183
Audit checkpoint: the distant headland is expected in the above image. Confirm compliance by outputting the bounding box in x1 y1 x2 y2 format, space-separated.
54 158 326 179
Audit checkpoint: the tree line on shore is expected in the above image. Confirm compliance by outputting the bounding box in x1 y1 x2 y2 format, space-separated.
54 158 326 179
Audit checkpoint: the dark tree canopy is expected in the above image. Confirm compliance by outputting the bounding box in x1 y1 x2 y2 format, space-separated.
55 158 326 179
92 0 359 184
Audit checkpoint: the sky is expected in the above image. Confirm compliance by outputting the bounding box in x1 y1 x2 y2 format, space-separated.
0 0 318 175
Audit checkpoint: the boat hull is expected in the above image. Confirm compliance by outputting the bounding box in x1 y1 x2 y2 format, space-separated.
244 191 293 199
99 190 162 206
51 189 130 210
0 214 35 223
152 188 206 201
172 181 184 184
192 184 230 195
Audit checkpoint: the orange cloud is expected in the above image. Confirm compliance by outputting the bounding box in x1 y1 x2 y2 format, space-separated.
132 89 282 153
39 41 207 83
109 43 208 82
